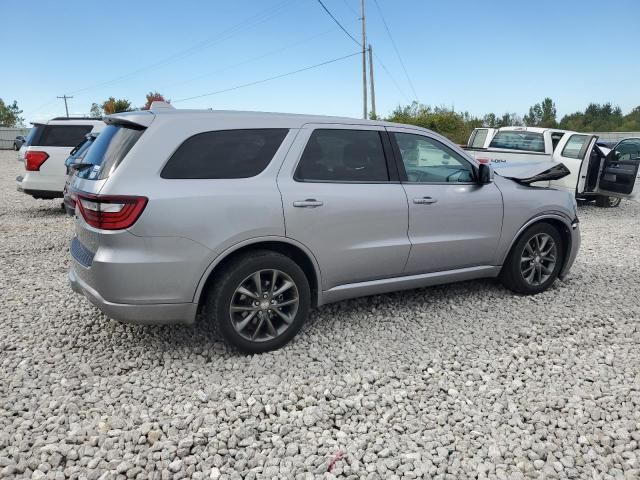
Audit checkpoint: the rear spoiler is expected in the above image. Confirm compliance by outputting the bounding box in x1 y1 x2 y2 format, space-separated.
104 111 154 129
492 162 571 185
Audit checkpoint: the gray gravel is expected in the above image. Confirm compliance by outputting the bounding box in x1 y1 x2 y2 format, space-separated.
1 148 639 480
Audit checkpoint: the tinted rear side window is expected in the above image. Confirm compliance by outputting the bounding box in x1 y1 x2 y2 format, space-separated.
77 124 144 180
295 129 389 182
34 125 93 147
161 129 289 179
489 131 545 153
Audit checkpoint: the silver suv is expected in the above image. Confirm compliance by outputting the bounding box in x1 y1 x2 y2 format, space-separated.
69 107 580 353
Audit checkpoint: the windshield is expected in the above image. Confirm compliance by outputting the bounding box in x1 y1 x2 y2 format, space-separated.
489 131 545 153
76 124 144 180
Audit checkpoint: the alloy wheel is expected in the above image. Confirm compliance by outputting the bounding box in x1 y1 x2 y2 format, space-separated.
520 233 557 286
229 269 299 343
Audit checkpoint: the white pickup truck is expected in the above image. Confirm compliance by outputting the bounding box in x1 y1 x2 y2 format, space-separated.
464 126 640 207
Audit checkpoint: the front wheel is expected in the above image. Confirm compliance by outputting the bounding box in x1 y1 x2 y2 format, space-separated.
205 250 311 353
501 223 564 295
595 195 621 208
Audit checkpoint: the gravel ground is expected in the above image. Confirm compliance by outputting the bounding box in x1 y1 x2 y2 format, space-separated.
1 148 639 480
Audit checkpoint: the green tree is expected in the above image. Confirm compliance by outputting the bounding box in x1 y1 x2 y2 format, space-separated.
89 103 103 118
102 97 133 115
524 97 557 127
0 99 25 127
385 102 481 144
559 102 628 131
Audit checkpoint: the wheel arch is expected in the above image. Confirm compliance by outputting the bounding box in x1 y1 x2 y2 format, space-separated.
194 236 322 309
501 213 574 273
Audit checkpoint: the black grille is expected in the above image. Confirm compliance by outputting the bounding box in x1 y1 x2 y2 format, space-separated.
70 237 94 267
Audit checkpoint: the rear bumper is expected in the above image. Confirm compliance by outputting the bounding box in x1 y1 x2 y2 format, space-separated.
69 268 198 325
559 219 581 280
16 175 63 199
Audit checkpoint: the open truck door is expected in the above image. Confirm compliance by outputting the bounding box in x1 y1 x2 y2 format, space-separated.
594 138 640 201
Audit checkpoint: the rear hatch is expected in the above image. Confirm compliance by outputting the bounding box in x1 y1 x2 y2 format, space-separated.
72 114 150 258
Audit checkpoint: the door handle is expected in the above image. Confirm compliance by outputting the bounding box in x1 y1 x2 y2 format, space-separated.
293 199 324 208
413 197 438 205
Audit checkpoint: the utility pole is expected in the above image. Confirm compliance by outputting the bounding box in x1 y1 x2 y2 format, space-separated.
57 95 73 117
360 0 367 119
368 44 376 119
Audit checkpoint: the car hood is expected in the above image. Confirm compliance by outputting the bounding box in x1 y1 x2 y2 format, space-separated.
491 162 571 185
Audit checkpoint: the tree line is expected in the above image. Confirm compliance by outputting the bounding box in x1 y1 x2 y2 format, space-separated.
89 92 170 117
2 95 639 144
385 98 640 144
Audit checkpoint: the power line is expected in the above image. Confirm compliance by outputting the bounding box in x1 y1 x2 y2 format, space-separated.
65 0 298 97
173 52 360 103
312 0 408 104
160 21 358 92
314 0 361 47
372 0 419 102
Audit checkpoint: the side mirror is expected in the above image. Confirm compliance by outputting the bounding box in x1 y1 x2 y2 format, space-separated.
477 163 493 184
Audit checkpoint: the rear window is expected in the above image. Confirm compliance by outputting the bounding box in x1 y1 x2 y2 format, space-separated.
77 124 144 180
24 125 43 147
161 129 289 179
489 131 545 153
469 129 489 148
32 125 93 147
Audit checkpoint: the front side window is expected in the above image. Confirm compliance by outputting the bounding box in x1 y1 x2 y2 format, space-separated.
561 134 590 159
295 129 388 182
162 129 288 179
610 139 640 161
489 131 545 153
394 133 475 183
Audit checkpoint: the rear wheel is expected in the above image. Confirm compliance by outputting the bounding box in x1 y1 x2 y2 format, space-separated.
205 250 310 353
501 223 564 295
595 195 621 208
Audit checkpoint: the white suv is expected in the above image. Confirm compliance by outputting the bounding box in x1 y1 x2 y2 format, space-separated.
17 117 104 199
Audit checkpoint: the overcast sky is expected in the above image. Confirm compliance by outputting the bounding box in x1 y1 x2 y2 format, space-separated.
4 0 639 124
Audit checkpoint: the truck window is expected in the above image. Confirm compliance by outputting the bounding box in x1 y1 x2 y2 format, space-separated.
561 135 590 159
489 131 545 153
551 132 565 152
469 129 489 148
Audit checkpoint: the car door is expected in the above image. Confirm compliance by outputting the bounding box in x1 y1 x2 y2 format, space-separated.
277 124 410 291
593 138 640 200
551 133 598 195
387 128 503 275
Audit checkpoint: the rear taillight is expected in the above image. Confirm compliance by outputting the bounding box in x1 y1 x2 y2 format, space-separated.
76 193 148 230
25 151 49 171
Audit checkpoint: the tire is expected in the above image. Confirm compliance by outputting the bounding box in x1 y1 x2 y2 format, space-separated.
595 195 621 208
500 222 564 295
205 250 311 353
14 143 19 151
